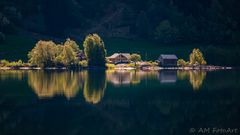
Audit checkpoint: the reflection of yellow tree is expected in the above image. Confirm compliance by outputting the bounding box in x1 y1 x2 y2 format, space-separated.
189 71 206 90
83 70 106 104
177 70 206 90
28 71 84 99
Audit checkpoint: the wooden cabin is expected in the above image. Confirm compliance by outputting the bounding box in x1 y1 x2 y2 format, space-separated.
108 53 131 64
157 54 178 67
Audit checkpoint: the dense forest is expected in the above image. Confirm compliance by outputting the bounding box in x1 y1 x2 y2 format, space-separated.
1 0 240 44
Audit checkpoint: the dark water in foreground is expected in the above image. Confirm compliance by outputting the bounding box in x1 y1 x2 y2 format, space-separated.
0 70 240 135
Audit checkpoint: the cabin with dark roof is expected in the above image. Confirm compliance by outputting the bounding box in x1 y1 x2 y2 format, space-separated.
108 53 131 64
157 54 178 67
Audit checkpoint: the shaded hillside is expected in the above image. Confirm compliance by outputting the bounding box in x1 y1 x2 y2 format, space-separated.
0 0 240 44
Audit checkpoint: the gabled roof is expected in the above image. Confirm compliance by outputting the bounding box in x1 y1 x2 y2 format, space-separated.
159 54 178 59
108 53 131 59
108 53 119 59
121 53 131 59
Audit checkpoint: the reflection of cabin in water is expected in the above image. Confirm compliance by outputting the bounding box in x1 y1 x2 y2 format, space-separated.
108 53 131 64
107 71 131 85
158 70 177 83
157 54 178 67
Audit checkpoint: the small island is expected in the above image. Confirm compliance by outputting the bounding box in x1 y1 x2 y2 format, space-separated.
0 34 232 71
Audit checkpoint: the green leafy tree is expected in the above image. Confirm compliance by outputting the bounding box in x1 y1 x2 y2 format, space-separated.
16 60 23 66
57 38 81 66
54 45 64 66
28 40 57 67
64 38 80 54
0 59 9 67
189 48 207 65
83 34 106 67
60 44 77 66
177 59 188 67
28 39 81 68
130 53 141 66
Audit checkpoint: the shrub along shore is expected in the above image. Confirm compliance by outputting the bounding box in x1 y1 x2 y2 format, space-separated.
0 34 233 71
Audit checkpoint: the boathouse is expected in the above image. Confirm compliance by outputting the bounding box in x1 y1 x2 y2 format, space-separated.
157 54 178 67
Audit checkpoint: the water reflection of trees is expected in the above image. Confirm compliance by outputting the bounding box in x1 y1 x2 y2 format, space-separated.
0 69 207 103
83 70 106 104
0 70 28 81
177 70 206 90
28 71 85 99
106 70 158 86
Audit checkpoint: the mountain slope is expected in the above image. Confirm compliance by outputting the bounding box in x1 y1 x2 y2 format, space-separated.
0 0 240 44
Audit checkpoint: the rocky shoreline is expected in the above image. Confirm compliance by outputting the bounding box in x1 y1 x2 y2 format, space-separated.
0 65 234 71
148 65 233 71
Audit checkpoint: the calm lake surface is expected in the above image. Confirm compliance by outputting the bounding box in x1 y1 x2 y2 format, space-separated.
0 70 240 135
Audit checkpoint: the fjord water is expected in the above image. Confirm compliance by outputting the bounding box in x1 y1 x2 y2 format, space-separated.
0 70 240 135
